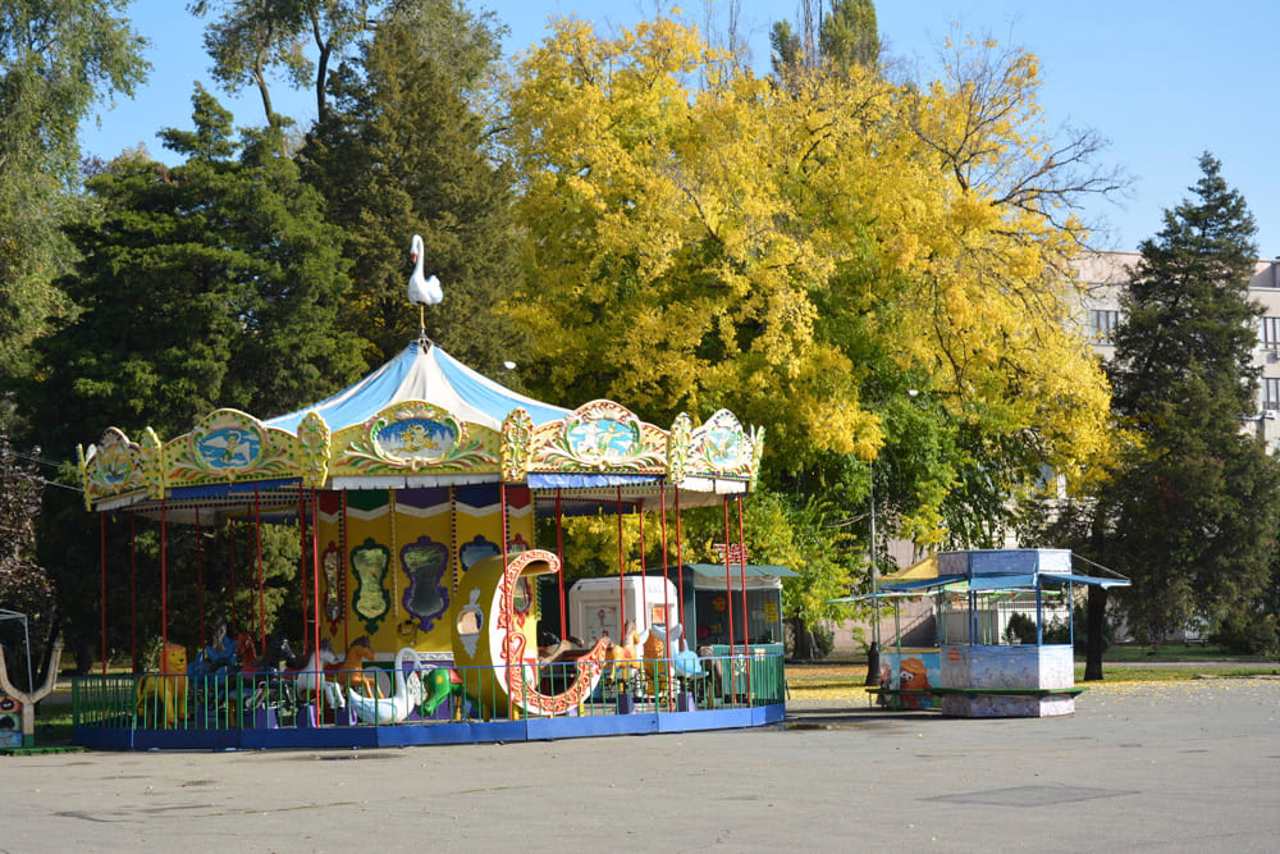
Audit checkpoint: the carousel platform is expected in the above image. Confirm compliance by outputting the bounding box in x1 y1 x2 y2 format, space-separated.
73 703 785 751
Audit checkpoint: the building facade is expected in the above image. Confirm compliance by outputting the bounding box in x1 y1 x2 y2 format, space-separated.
1077 251 1280 449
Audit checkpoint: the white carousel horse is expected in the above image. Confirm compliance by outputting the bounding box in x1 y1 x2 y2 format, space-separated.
346 647 426 724
408 234 443 306
292 642 345 708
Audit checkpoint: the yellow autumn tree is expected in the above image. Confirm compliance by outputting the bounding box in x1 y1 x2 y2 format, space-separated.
504 18 1114 549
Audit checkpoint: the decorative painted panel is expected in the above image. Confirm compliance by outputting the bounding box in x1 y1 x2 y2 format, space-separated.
78 428 146 509
330 400 500 477
297 411 331 488
400 535 450 632
667 412 692 483
530 400 666 474
167 409 299 487
501 407 533 482
350 537 392 635
687 409 754 479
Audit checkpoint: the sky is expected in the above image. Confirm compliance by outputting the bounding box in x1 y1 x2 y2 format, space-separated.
80 1 1280 256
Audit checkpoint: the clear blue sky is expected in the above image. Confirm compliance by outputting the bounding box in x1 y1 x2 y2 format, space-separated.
82 0 1280 256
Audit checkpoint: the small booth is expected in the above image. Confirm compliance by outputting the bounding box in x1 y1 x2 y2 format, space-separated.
861 549 1129 718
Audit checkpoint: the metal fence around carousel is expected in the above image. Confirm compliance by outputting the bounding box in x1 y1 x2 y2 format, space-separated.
71 653 786 746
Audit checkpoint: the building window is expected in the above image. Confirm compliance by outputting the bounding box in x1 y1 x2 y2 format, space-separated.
1087 309 1120 343
1264 378 1280 411
1261 317 1280 348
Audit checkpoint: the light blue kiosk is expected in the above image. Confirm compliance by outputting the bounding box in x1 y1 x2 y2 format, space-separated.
876 549 1130 718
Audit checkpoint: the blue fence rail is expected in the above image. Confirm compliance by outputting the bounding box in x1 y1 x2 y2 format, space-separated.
73 653 786 735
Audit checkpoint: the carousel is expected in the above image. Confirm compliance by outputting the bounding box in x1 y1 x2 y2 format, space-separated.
71 239 783 750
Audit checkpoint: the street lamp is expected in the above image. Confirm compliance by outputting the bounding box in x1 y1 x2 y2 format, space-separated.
865 389 918 686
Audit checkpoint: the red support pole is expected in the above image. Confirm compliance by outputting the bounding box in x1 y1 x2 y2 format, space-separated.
195 508 207 649
674 489 685 617
721 496 736 672
736 495 752 703
554 489 567 641
658 482 673 711
99 513 107 676
311 489 322 720
637 500 647 623
160 500 169 666
499 482 511 716
615 486 625 640
254 488 265 652
129 514 137 673
341 490 350 655
228 519 239 629
298 491 309 653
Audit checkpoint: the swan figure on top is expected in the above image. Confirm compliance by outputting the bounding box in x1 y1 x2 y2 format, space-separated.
408 234 443 306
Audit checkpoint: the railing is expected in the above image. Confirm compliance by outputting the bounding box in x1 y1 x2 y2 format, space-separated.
73 653 786 733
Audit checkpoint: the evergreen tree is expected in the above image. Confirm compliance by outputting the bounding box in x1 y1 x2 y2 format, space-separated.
1102 153 1280 644
819 0 880 72
301 0 526 374
38 85 367 449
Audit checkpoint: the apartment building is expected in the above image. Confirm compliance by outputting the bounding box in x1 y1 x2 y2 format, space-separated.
1077 251 1280 449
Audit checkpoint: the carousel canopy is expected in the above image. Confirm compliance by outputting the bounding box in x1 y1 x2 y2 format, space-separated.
78 339 764 516
265 341 568 434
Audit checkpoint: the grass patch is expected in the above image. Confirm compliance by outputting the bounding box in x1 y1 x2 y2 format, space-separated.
1087 643 1272 663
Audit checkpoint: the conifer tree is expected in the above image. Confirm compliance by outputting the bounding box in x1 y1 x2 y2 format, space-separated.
300 0 526 374
1102 153 1280 644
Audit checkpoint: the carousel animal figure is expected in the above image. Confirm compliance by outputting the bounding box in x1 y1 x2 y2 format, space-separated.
421 668 465 718
327 636 379 698
234 632 258 670
609 622 648 695
136 641 189 727
291 640 345 708
672 628 706 681
346 647 426 724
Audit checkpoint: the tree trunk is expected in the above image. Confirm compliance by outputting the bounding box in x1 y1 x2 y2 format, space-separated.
1084 584 1108 681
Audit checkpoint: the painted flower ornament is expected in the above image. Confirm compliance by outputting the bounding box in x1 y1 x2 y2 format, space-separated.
408 234 443 306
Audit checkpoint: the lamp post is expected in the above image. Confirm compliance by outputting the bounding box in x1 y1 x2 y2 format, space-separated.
864 389 918 686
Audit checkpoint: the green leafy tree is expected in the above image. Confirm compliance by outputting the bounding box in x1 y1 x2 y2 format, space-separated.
1102 153 1280 644
189 1 374 127
0 1 148 430
301 0 526 373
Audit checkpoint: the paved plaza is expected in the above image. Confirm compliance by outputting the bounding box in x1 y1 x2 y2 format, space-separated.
3 680 1278 853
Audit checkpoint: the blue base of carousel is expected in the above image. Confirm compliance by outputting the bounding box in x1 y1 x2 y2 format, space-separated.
73 703 785 751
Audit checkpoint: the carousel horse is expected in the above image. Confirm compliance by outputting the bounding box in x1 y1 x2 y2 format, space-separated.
291 640 345 708
346 647 425 724
327 636 380 698
136 641 189 727
609 622 648 692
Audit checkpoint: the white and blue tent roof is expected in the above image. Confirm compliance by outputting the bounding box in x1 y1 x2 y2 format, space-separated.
266 341 569 434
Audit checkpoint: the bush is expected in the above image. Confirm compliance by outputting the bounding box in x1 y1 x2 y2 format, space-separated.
1211 613 1279 657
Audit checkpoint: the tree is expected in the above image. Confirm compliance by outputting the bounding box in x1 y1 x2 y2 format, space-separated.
504 18 1113 541
1102 153 1280 645
38 85 367 450
189 1 374 128
32 88 366 656
0 435 57 692
301 0 526 373
819 0 880 72
0 1 148 430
